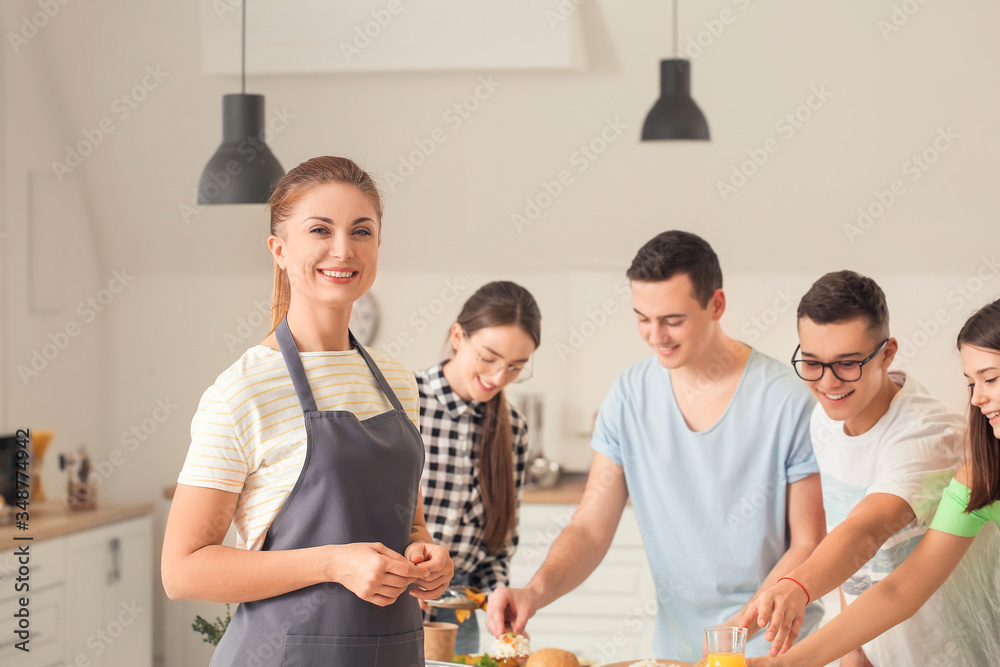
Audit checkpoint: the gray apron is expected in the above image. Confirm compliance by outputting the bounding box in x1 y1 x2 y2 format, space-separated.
210 318 426 667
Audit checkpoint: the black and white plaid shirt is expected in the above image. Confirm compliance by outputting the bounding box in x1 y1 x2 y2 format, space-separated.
415 363 529 593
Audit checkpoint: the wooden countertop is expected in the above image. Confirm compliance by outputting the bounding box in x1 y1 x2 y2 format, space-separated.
0 501 154 551
523 471 589 504
165 474 593 505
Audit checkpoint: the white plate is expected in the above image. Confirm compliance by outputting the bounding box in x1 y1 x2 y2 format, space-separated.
424 597 479 610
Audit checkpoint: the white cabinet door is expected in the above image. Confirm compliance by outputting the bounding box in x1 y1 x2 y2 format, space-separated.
510 504 657 663
0 539 67 665
0 584 66 666
103 517 152 665
64 516 152 667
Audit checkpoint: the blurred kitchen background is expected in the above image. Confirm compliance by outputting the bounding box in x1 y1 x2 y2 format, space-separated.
1 0 997 664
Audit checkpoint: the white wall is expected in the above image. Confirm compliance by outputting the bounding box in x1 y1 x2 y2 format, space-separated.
3 0 999 664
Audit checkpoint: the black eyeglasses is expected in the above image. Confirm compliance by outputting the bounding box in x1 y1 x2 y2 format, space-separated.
791 338 889 383
462 330 533 383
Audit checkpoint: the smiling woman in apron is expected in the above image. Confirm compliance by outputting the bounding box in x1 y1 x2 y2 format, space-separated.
162 156 454 667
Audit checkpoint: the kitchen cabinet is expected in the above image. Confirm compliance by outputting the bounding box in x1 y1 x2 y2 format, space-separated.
0 504 153 667
64 516 153 666
0 539 66 666
509 503 657 665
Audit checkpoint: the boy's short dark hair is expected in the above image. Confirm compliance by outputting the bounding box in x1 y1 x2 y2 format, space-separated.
797 270 890 339
626 231 722 308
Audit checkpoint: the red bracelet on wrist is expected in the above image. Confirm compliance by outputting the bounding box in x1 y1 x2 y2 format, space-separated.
777 576 811 604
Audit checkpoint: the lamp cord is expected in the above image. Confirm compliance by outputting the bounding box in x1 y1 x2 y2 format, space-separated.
241 0 246 95
672 0 678 58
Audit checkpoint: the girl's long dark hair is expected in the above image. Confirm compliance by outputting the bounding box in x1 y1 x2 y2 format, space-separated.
957 298 1000 512
454 282 541 553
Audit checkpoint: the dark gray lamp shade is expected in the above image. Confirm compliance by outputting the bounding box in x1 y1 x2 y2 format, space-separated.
197 94 285 205
641 59 710 141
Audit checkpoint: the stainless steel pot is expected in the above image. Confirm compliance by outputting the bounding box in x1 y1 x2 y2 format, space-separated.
528 456 561 489
516 392 561 489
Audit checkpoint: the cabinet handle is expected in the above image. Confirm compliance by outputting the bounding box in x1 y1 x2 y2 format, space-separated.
108 537 121 585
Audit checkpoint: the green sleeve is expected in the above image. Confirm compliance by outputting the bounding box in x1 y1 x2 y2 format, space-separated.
929 477 989 537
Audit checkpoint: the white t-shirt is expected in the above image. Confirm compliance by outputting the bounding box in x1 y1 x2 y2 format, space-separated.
813 371 1000 666
177 344 419 551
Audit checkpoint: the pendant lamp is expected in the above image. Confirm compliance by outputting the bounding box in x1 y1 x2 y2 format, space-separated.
641 0 710 141
197 0 284 205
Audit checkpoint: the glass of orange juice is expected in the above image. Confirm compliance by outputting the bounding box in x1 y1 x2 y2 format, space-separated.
705 625 747 667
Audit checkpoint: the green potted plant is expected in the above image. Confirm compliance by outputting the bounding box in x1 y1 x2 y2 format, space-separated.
191 604 232 646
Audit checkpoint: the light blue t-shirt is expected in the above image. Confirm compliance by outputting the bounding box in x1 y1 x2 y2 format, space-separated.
592 349 822 660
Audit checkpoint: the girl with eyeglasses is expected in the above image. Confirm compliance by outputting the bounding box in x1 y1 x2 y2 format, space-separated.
747 299 1000 667
415 281 541 653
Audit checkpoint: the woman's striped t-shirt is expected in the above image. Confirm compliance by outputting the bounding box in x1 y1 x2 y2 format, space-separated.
177 344 419 551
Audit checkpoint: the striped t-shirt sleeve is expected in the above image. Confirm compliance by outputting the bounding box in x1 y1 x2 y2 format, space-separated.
178 382 249 492
402 371 419 428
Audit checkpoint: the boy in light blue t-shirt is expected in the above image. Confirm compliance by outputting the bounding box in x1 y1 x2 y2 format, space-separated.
487 231 825 661
592 344 822 658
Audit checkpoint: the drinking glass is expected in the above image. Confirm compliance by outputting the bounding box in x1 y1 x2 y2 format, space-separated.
705 626 747 667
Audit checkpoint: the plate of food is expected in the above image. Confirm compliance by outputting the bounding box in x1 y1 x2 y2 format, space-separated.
440 633 590 666
426 586 488 614
603 660 696 667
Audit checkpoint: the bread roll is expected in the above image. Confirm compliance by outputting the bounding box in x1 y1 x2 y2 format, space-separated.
525 648 580 667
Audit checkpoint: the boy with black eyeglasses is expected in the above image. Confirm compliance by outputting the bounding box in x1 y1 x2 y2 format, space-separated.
740 270 1000 666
